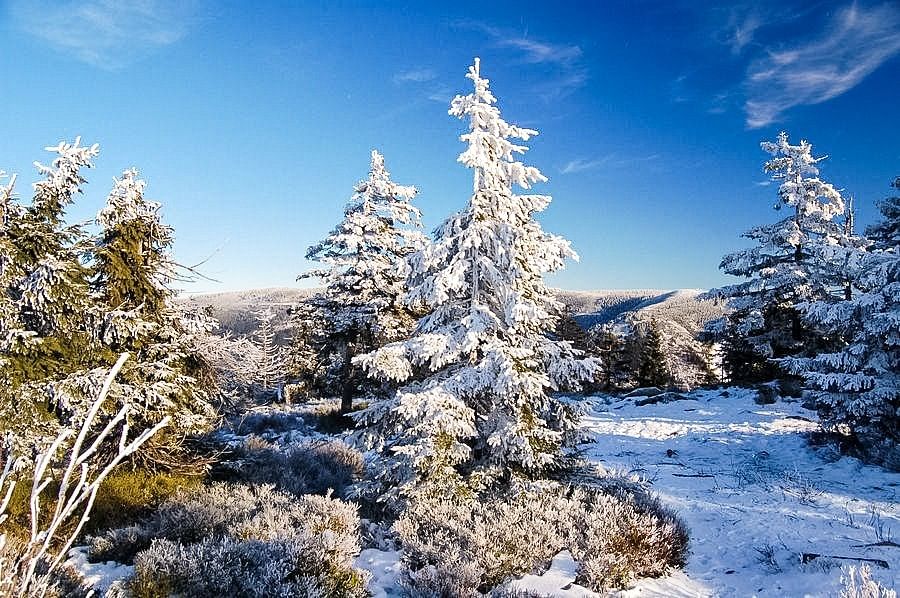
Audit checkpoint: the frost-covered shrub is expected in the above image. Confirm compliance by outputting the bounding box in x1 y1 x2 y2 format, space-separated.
224 439 364 497
394 482 688 595
92 483 367 597
840 564 897 598
129 535 368 598
89 483 362 562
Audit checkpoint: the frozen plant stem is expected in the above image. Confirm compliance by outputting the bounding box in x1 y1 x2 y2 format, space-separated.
0 353 169 595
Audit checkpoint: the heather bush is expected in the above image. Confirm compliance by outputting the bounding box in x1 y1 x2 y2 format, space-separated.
129 535 367 598
222 439 364 497
91 483 358 560
394 482 688 595
90 483 368 597
231 410 308 437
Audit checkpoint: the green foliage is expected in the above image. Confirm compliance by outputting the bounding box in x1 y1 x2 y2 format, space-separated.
637 321 672 389
87 470 203 534
93 218 169 320
721 331 782 385
0 468 200 546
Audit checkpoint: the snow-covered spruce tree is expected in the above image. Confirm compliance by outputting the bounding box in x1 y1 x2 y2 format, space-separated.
354 58 600 499
709 132 857 383
90 169 216 441
0 173 23 382
300 150 424 413
254 308 284 393
93 169 173 320
867 177 900 251
3 139 99 387
781 177 900 466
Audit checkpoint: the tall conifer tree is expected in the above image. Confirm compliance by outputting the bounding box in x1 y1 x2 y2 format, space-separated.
355 59 599 498
301 150 424 412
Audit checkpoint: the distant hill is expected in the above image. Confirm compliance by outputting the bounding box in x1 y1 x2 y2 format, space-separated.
183 287 723 343
565 289 725 389
180 287 315 339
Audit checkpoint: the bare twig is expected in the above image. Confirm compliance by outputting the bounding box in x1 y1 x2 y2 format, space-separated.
0 353 169 595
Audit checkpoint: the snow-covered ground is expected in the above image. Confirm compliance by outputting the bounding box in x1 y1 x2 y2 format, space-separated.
579 387 900 597
68 391 900 597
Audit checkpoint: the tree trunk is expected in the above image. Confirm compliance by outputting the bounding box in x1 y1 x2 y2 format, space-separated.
792 244 804 343
340 343 354 414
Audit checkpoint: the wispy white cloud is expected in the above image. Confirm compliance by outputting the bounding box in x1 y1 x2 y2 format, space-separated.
743 3 900 128
494 37 583 65
426 86 453 103
728 12 762 54
561 154 659 175
458 21 588 100
561 157 609 174
10 0 202 69
393 69 437 84
392 68 450 104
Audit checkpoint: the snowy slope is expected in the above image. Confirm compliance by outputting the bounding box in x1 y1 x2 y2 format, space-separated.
579 389 900 597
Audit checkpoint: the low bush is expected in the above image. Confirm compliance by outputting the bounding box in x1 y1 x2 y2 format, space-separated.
90 483 369 597
394 481 688 595
231 410 308 437
219 438 364 497
309 403 367 435
129 535 368 598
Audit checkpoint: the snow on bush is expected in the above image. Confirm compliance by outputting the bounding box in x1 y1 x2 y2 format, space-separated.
90 482 368 596
394 482 688 595
128 535 366 598
840 564 897 598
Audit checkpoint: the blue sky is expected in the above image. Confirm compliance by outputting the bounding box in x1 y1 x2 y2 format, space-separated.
1 0 898 293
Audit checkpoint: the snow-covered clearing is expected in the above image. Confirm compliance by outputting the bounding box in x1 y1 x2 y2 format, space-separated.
580 388 899 597
67 393 899 597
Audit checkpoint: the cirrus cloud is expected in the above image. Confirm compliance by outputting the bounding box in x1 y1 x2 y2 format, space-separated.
10 0 204 69
743 3 900 128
